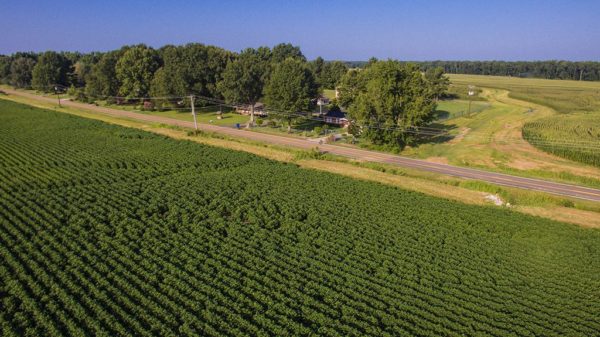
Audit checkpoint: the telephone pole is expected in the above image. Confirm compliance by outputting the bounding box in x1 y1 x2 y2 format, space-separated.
467 85 475 117
54 86 61 107
190 95 198 130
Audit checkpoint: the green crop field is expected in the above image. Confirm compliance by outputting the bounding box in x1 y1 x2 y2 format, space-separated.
449 74 600 114
523 113 600 167
447 74 600 168
1 99 600 337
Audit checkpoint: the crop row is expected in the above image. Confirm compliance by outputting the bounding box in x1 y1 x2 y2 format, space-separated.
522 114 600 167
1 100 599 336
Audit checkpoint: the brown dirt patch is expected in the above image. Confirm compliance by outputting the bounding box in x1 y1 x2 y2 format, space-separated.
517 206 600 228
425 156 449 165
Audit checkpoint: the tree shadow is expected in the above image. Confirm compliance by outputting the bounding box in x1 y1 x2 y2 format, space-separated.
410 122 459 146
434 110 451 120
293 119 323 131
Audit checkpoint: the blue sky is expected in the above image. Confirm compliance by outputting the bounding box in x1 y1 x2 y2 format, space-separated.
1 0 599 60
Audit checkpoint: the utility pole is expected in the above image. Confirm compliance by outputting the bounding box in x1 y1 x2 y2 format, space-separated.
467 97 472 116
55 86 61 107
190 95 197 130
467 85 475 117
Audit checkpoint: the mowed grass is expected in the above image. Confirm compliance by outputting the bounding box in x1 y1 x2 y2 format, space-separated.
449 74 600 114
1 100 600 336
322 89 336 100
435 100 491 120
143 109 249 127
448 74 600 167
99 103 250 127
403 87 600 187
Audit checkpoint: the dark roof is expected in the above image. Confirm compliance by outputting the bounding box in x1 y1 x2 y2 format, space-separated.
324 110 346 118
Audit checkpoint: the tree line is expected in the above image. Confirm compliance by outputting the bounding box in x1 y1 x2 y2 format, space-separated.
0 43 449 148
0 43 352 122
339 60 600 81
416 60 600 81
0 44 349 99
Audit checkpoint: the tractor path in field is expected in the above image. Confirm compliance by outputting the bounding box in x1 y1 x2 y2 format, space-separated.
4 88 600 202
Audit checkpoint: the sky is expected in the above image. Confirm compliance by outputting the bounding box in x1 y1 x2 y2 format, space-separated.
1 0 599 61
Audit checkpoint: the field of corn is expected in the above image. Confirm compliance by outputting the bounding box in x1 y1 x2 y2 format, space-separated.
449 74 600 167
522 114 600 167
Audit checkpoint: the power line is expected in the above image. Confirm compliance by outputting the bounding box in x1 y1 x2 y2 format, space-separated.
64 87 600 151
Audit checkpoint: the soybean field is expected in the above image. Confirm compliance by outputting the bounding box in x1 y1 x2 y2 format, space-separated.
1 100 599 337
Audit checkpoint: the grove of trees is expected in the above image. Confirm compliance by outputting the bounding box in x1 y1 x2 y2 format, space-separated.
0 42 452 147
9 56 36 88
31 51 70 91
0 42 356 102
115 45 161 98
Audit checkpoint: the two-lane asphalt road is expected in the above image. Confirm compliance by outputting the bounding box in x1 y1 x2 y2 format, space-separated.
4 88 600 202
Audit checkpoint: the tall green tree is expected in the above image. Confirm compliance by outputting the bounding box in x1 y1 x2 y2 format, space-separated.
217 49 270 125
150 45 188 101
115 45 160 98
424 66 449 101
264 58 318 132
0 56 11 84
310 56 325 86
340 60 437 148
10 57 36 88
31 51 70 91
85 50 122 99
71 52 101 87
270 43 305 63
319 61 349 89
151 43 233 101
336 69 364 108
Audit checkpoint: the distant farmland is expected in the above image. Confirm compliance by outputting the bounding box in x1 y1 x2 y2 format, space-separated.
1 100 599 336
447 74 600 168
448 74 600 114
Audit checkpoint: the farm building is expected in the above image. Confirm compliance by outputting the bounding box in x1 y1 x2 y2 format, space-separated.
236 103 267 116
323 110 349 127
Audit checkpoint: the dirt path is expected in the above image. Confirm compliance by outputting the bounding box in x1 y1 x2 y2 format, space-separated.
3 88 600 202
483 89 600 177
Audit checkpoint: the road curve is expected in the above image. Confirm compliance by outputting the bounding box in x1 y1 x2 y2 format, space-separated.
4 88 600 202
